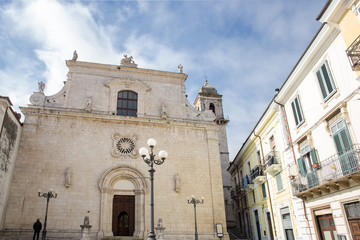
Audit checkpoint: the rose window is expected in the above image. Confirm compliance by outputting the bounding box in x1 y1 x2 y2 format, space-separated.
116 138 135 154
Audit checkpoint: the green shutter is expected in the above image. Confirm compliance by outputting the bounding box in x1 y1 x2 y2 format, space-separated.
276 173 283 191
262 184 267 198
310 148 318 164
291 101 299 126
297 157 307 176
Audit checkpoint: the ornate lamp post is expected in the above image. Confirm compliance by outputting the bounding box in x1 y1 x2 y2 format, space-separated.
187 195 204 240
38 188 57 240
139 138 168 240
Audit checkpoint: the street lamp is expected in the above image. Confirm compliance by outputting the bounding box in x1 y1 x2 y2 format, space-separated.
187 195 204 240
139 138 168 240
38 188 57 240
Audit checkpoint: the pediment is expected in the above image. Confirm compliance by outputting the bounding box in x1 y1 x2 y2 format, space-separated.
104 77 151 92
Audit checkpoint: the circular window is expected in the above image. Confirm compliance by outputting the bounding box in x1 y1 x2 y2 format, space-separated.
116 138 135 154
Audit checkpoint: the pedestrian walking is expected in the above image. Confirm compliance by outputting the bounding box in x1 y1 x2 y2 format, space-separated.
33 218 42 240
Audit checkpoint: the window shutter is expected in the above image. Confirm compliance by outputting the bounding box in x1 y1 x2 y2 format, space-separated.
316 70 327 99
262 184 267 198
276 173 283 191
297 157 307 176
291 101 299 126
310 148 318 164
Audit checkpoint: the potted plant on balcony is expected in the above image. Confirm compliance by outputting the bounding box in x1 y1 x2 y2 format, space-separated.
312 163 320 169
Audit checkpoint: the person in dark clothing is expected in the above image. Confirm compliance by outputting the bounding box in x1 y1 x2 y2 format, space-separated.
33 219 42 240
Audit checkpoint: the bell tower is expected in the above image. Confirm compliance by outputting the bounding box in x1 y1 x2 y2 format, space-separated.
194 80 235 229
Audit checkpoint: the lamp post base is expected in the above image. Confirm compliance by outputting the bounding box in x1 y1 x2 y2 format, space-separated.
41 230 47 240
147 232 156 240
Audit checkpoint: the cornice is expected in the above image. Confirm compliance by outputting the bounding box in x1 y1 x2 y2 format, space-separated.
20 106 219 130
66 60 188 81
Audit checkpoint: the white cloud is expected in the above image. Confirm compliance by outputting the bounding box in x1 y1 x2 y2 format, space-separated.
0 0 327 161
3 0 120 95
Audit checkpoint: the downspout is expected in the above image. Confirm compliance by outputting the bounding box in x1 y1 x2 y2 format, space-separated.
273 92 313 239
273 97 296 163
303 199 313 240
254 133 277 238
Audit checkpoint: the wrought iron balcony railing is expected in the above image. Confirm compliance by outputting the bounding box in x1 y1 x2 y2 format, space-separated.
291 144 360 196
264 151 280 168
346 35 360 71
230 189 237 200
251 165 265 179
251 165 266 184
264 151 281 176
235 182 243 193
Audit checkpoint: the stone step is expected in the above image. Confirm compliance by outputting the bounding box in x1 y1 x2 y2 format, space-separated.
0 230 79 240
101 237 142 240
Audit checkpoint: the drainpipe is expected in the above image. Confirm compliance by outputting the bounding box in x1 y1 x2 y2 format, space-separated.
273 92 296 163
302 199 313 240
254 133 277 238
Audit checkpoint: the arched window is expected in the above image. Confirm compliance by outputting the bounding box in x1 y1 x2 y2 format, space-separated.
209 103 216 114
117 91 137 117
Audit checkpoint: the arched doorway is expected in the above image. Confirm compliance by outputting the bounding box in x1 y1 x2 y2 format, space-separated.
98 165 147 238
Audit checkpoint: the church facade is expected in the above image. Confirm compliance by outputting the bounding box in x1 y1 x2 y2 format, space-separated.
1 56 229 239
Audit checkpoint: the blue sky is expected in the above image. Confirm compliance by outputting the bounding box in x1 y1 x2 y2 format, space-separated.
0 0 326 160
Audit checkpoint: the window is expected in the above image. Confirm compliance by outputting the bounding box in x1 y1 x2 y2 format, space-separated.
209 103 215 114
298 146 319 175
252 191 256 203
291 95 304 127
270 135 276 151
316 61 336 101
298 146 320 189
257 150 261 165
117 91 137 117
276 173 283 191
262 183 267 198
330 119 357 175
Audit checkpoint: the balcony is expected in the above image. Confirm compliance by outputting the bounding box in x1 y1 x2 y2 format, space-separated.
230 189 238 201
346 35 360 71
243 175 255 190
291 144 360 199
264 151 282 176
235 182 244 194
251 165 266 184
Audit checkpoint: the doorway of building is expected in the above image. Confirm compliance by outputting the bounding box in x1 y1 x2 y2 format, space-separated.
254 210 262 240
266 212 274 240
112 195 135 236
316 214 337 240
280 207 295 240
345 201 360 240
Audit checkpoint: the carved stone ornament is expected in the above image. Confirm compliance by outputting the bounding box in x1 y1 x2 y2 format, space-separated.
111 133 139 158
120 54 138 68
29 92 45 106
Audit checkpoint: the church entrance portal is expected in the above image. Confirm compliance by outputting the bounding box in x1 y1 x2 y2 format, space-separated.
112 195 135 236
99 166 147 238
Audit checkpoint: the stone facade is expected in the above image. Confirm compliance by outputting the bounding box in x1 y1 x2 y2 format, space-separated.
2 58 229 239
0 97 22 230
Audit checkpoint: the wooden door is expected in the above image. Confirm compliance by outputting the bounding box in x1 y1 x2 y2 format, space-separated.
349 220 360 240
345 202 360 240
317 214 337 240
112 195 135 236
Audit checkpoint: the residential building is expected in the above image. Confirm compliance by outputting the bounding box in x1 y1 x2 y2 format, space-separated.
228 95 299 240
229 0 360 239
